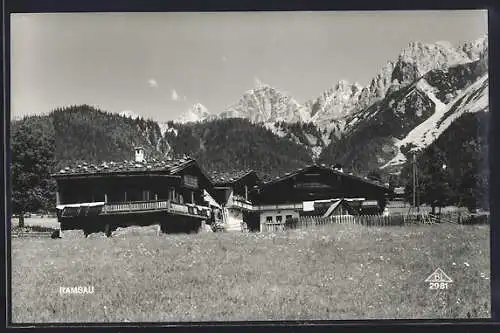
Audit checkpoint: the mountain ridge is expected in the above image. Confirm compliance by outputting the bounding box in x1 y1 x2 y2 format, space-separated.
172 35 487 148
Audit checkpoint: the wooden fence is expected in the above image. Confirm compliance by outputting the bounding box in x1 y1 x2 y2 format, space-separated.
12 231 54 238
261 215 405 232
297 214 406 228
436 212 489 225
261 211 489 232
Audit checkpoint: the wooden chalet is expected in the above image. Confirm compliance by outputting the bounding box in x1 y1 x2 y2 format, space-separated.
51 148 215 236
209 170 261 231
51 146 393 235
248 164 392 231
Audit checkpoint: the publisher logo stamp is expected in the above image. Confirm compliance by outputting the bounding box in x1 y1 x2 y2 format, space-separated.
425 268 453 290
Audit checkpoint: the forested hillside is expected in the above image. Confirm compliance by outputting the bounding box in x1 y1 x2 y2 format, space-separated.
11 106 314 214
51 105 169 167
165 118 313 177
400 111 489 211
11 105 173 215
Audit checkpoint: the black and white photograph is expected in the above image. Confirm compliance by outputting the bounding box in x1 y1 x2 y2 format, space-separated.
9 10 490 323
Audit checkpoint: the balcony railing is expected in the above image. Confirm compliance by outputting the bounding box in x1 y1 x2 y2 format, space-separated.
103 200 211 218
103 200 170 213
58 200 211 219
227 196 254 211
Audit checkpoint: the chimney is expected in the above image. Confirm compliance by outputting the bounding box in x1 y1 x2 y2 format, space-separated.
134 147 144 163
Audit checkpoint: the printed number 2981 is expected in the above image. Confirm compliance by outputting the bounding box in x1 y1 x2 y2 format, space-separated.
429 282 449 290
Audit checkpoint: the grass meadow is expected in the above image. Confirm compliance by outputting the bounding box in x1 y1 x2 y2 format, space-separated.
11 223 490 323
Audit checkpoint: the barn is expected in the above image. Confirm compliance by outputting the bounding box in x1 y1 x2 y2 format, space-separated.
248 164 392 231
51 147 216 236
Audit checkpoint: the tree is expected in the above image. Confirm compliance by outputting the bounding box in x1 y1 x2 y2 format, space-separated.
402 148 455 214
11 120 56 226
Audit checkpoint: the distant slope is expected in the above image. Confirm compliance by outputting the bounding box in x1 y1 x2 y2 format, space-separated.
166 35 488 166
385 74 488 168
163 118 313 177
399 110 489 210
13 105 314 179
267 121 327 160
318 57 488 174
12 105 171 171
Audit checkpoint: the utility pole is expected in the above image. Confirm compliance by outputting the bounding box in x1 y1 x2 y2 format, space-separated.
412 152 416 208
416 152 420 213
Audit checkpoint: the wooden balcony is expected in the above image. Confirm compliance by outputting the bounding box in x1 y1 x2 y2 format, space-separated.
58 200 211 220
227 196 254 211
102 200 211 219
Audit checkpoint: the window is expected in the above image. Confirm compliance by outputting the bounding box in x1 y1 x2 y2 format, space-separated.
183 175 198 189
286 215 293 220
276 216 283 223
266 216 273 222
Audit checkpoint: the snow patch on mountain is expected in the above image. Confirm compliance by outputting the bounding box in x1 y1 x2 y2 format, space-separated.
415 78 447 110
304 133 318 146
383 74 488 168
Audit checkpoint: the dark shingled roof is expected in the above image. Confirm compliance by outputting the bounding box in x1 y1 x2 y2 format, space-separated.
258 164 391 191
209 169 256 185
51 158 195 177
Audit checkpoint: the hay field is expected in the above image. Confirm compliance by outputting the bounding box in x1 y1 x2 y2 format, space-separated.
11 223 490 323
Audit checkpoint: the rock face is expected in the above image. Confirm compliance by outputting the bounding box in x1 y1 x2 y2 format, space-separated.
307 36 487 137
459 35 488 61
163 35 488 173
318 58 488 172
304 80 364 136
176 103 210 123
219 85 309 124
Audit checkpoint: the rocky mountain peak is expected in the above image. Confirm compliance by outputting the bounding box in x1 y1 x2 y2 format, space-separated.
306 80 365 132
398 39 472 76
176 103 210 123
219 84 308 123
460 34 488 61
